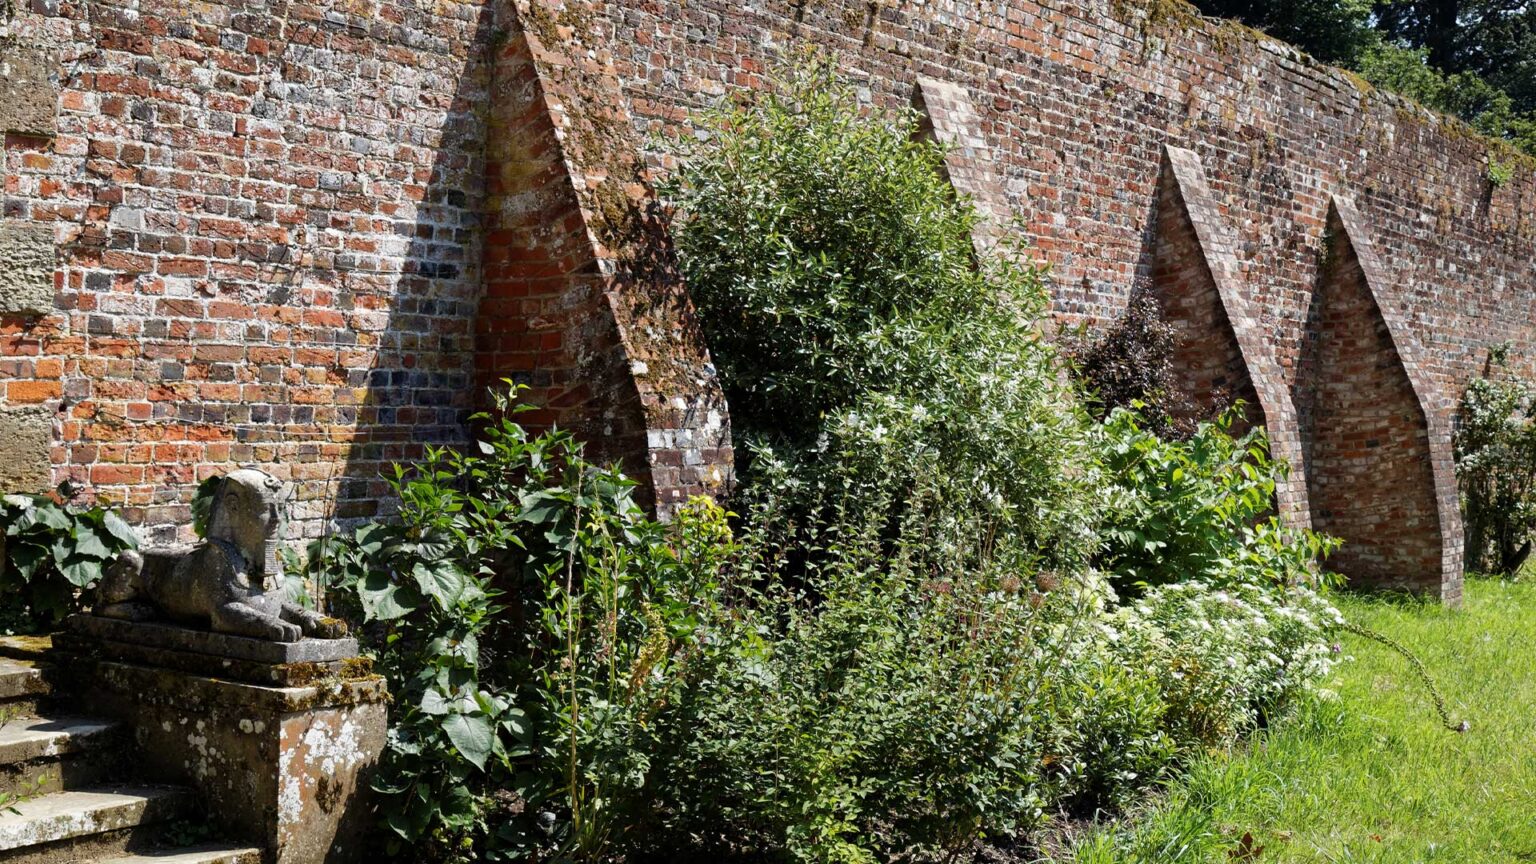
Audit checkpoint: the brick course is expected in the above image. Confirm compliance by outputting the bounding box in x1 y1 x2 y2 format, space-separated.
1154 145 1312 530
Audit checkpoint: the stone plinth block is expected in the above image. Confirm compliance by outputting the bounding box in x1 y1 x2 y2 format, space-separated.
0 221 57 317
0 45 56 135
67 615 361 685
59 631 386 864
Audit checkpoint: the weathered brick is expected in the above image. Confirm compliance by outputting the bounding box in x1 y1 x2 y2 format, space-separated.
0 0 1529 581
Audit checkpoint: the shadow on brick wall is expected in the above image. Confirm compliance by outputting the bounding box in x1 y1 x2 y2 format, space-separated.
322 1 499 530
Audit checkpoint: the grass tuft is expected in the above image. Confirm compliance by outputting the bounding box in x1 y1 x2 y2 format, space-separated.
1069 578 1536 862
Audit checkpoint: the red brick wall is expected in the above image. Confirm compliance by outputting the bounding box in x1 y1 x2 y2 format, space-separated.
479 1 732 516
4 0 1532 598
1307 198 1463 601
1311 214 1444 593
587 0 1534 597
4 0 499 542
1153 145 1313 530
1 0 729 542
1154 158 1259 423
600 0 1536 381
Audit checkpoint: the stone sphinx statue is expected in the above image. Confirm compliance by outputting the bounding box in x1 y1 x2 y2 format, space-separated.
96 468 347 643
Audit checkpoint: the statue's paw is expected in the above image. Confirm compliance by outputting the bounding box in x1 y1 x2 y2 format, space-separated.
308 616 348 639
266 620 303 642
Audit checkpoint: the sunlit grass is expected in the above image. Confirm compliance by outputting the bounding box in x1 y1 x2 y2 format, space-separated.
1069 577 1536 863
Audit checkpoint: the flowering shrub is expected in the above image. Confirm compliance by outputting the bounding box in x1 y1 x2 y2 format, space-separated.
638 471 1078 863
667 56 1098 574
652 60 1345 860
1455 346 1536 575
318 63 1348 863
1108 580 1343 746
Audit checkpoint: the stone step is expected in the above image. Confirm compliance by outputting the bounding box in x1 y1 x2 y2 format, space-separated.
0 718 123 797
0 661 48 705
0 718 119 768
0 639 52 666
91 845 263 864
0 701 47 725
0 786 195 863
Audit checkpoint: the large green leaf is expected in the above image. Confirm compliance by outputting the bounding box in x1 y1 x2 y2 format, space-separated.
441 712 495 771
100 511 138 548
354 522 390 556
412 561 467 607
517 490 567 526
7 543 48 580
72 528 113 560
419 689 450 716
427 632 480 667
191 476 222 539
59 556 102 588
32 504 73 533
437 783 478 830
359 571 416 621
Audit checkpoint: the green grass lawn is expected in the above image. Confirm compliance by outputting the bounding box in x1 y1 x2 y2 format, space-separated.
1069 577 1536 863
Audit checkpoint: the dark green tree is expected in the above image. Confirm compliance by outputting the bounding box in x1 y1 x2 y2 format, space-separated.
1375 0 1536 114
1190 0 1379 64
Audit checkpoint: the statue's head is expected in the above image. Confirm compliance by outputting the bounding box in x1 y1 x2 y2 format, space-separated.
205 468 291 585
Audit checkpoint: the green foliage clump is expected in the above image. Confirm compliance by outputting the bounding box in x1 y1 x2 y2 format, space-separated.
0 484 138 631
1096 408 1340 594
305 388 733 862
1455 347 1536 576
666 57 1097 573
1108 578 1344 746
656 60 1344 860
644 476 1078 862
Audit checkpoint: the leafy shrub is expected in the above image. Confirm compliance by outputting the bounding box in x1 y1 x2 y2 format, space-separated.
640 472 1080 863
1455 348 1536 576
1066 290 1208 439
0 484 138 631
305 388 733 862
312 63 1349 863
655 60 1344 859
1095 407 1339 594
666 57 1098 573
1039 576 1178 816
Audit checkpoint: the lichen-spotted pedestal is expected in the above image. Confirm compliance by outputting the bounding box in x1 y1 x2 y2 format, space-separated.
56 616 387 864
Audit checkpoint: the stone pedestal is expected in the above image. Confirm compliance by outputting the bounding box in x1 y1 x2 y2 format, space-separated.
57 615 388 864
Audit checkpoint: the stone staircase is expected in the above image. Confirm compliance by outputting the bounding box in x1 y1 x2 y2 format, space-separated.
0 644 260 864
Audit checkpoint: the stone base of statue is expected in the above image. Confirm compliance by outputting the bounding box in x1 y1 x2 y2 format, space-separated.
57 614 388 864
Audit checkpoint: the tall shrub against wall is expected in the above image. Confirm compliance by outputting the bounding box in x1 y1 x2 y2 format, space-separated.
666 58 1099 573
1455 348 1536 576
